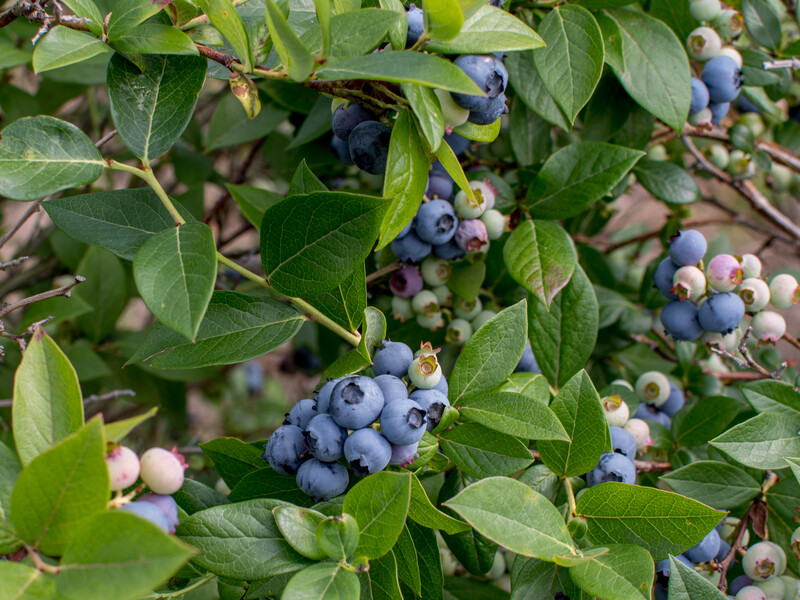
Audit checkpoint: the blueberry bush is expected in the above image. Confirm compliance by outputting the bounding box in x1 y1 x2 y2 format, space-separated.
4 0 800 598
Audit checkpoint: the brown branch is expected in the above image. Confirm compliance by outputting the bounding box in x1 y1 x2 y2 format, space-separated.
0 198 45 250
0 275 85 319
203 137 265 225
783 333 800 352
95 129 117 149
635 460 672 473
0 257 29 270
366 260 401 284
709 327 787 379
0 388 135 408
702 369 769 381
0 317 52 355
718 504 754 592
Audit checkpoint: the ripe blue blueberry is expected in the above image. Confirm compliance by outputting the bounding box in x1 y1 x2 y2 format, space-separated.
392 230 432 263
586 452 636 486
389 442 419 467
296 458 349 501
263 425 308 475
698 292 745 334
655 554 693 577
660 383 685 417
344 428 392 475
389 265 424 299
331 136 353 165
654 258 680 300
660 300 704 341
444 132 470 157
380 398 427 445
305 414 347 462
469 93 507 125
702 56 742 103
426 170 454 201
415 199 459 245
729 576 755 596
120 501 171 532
669 230 707 266
373 340 414 378
316 377 346 414
373 374 409 405
716 539 730 562
433 239 466 260
332 103 375 141
431 374 448 396
409 389 450 431
514 344 541 373
634 403 672 429
451 55 509 112
690 78 710 115
348 121 392 174
684 528 721 563
709 101 730 124
284 398 318 430
405 4 424 47
609 426 636 461
330 376 385 430
139 493 180 533
397 218 414 240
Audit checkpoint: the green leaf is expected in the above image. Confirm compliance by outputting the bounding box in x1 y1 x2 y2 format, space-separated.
174 479 231 516
289 159 329 195
314 0 331 54
10 419 108 556
378 110 428 251
449 300 527 403
401 83 444 153
452 118 501 142
0 116 104 201
444 477 574 561
226 184 283 229
306 9 403 61
206 96 289 150
261 191 389 297
107 0 169 39
104 407 159 442
439 423 533 478
178 499 312 579
675 396 739 447
316 513 359 561
0 562 55 599
576 482 724 561
406 521 444 600
283 563 361 600
228 469 314 507
494 372 550 403
425 5 544 53
526 142 644 219
0 40 31 70
360 550 402 600
107 53 206 163
667 554 729 600
128 291 304 368
357 306 386 363
62 0 104 35
633 159 701 205
568 544 653 600
509 95 551 167
710 412 800 470
265 0 313 80
307 264 366 333
199 437 267 489
12 326 83 467
741 379 800 417
33 27 113 74
660 461 761 510
533 5 604 126
72 247 128 342
786 457 800 487
379 0 406 50
273 505 327 560
112 23 200 55
433 137 476 202
44 189 195 261
133 221 217 341
394 525 422 592
458 391 569 442
342 471 411 560
57 511 194 600
649 0 695 43
503 220 576 308
316 51 484 95
528 266 598 389
741 0 781 52
446 260 485 303
537 370 606 477
424 0 464 41
0 443 22 554
596 8 691 132
408 474 470 535
506 50 569 130
196 0 252 71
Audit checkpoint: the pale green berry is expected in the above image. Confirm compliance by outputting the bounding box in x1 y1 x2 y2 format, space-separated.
416 311 445 331
421 256 452 287
703 143 730 170
740 253 762 279
690 0 722 21
440 549 459 576
453 296 482 320
411 290 440 316
432 285 453 307
445 318 473 345
770 164 794 192
487 551 506 580
689 108 713 127
107 446 141 492
778 576 798 600
672 265 706 300
634 371 671 406
391 296 414 322
687 26 721 61
791 526 800 558
603 394 630 428
434 88 469 130
715 8 744 38
718 45 743 68
480 209 506 240
743 541 787 581
751 310 786 343
738 113 766 138
647 144 668 161
755 576 787 600
454 189 485 219
769 274 800 309
740 278 770 313
139 447 185 495
610 379 634 391
408 354 443 389
624 418 651 451
471 309 497 331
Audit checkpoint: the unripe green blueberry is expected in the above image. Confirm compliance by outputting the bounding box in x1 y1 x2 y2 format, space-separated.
431 284 453 307
440 549 459 576
687 26 722 61
755 576 787 600
635 371 671 406
602 394 630 428
445 318 473 345
391 296 414 322
704 327 741 352
778 575 798 600
416 311 445 331
769 274 800 309
770 164 795 193
672 265 707 300
470 180 496 210
738 113 766 138
215 478 231 496
420 256 452 287
737 586 768 600
740 254 762 279
624 418 652 452
690 0 722 21
408 353 443 389
610 379 634 391
411 290 440 316
471 309 497 331
700 569 722 587
703 143 730 170
487 551 506 580
751 311 786 343
434 89 470 130
743 541 787 581
107 446 141 492
689 107 713 127
454 190 485 219
719 45 743 68
740 278 771 313
716 8 745 38
139 447 185 495
647 144 668 161
727 150 756 179
480 209 506 240
453 296 482 320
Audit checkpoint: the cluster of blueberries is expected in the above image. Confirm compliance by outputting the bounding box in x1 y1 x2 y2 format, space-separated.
105 445 186 533
263 341 450 500
655 229 796 346
686 1 744 126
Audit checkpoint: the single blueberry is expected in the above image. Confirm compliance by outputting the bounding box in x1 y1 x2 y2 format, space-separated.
426 170 454 201
454 218 488 252
660 300 704 341
737 95 761 114
380 398 427 445
468 93 507 125
305 414 347 462
514 344 541 373
330 376 385 430
263 425 308 475
433 239 466 260
284 398 318 430
690 78 711 115
405 4 424 48
389 265 424 299
332 103 375 141
120 501 171 532
684 528 721 563
701 56 742 103
444 132 470 157
397 218 414 240
655 554 693 577
698 292 745 334
409 388 450 431
316 377 346 414
389 441 419 467
139 493 180 532
716 539 731 562
296 458 349 501
344 428 392 476
653 257 680 300
331 136 353 164
586 452 636 486
415 199 459 245
660 383 685 418
431 374 449 396
709 101 730 124
392 230 432 263
373 340 414 378
609 426 637 461
634 404 672 429
451 55 509 112
729 575 755 595
373 374 409 405
348 121 392 174
669 230 707 267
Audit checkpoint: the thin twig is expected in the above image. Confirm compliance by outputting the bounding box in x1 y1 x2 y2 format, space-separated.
709 327 787 379
365 260 401 284
83 389 136 405
0 257 29 270
95 129 117 149
0 275 85 319
702 369 768 381
0 317 53 355
203 138 265 225
718 504 754 591
783 333 800 352
634 460 672 473
0 198 45 250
